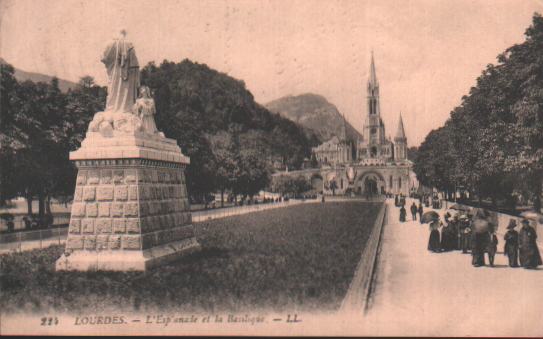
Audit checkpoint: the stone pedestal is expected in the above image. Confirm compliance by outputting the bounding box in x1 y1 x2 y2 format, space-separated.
56 131 200 271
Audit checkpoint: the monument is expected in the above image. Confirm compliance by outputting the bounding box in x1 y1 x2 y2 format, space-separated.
56 31 201 271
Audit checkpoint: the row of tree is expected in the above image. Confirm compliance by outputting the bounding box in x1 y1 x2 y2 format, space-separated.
413 13 543 212
0 59 317 218
0 65 104 220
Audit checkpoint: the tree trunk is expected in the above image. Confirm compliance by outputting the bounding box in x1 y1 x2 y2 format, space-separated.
221 189 224 208
26 191 33 216
38 189 45 227
46 195 52 215
534 175 542 213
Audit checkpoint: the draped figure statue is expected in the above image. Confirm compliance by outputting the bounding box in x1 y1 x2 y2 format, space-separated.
102 30 140 113
88 30 145 135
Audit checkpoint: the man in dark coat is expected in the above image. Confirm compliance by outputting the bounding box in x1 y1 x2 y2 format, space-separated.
471 225 489 267
486 230 498 267
519 219 542 269
418 203 424 224
504 219 519 267
410 202 418 221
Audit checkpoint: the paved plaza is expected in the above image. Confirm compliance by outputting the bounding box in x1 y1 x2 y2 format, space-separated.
363 198 543 336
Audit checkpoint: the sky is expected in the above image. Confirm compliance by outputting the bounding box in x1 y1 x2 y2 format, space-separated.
1 0 542 146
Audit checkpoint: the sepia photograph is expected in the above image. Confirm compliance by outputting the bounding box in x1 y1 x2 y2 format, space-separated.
0 0 542 336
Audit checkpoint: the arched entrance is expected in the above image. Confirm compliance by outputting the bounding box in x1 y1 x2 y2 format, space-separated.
356 171 385 196
364 177 378 195
310 174 323 193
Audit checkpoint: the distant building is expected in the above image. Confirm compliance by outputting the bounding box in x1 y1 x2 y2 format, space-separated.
308 53 414 196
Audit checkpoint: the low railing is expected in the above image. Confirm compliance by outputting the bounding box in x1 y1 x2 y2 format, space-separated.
340 202 387 313
0 212 71 232
0 227 68 253
191 199 320 222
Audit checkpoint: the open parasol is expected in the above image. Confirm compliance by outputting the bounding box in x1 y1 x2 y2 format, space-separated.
446 209 460 218
449 204 471 212
520 211 543 223
421 211 440 224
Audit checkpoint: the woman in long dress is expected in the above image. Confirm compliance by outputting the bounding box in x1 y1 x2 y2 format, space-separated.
519 219 542 269
428 219 441 252
504 219 519 267
399 206 407 222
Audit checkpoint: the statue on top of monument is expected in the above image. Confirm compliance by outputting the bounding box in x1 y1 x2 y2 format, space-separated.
88 30 154 137
102 29 140 113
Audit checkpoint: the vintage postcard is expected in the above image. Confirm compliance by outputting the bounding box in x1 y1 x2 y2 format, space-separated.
1 0 542 336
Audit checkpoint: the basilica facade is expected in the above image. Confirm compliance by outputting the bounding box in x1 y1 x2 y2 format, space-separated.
310 54 415 196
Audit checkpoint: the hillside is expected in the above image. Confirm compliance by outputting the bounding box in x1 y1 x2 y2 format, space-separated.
0 58 77 92
265 93 363 143
140 59 316 196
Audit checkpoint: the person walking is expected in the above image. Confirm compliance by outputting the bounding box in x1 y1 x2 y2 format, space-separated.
519 219 542 269
471 229 489 267
504 219 519 267
410 202 418 221
399 205 407 222
418 203 424 224
460 215 472 254
428 218 441 253
486 229 498 267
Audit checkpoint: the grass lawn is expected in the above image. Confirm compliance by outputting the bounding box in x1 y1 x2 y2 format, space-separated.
0 201 381 314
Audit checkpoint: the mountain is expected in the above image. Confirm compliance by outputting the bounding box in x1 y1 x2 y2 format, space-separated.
0 58 77 92
265 93 363 143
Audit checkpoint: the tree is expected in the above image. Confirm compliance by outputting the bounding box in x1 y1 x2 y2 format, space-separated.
271 175 310 197
0 63 21 206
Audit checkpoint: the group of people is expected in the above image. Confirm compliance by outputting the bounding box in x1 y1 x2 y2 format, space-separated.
398 199 423 223
426 209 542 269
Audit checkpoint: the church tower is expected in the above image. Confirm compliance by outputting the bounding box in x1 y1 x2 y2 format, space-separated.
394 113 407 161
363 52 387 155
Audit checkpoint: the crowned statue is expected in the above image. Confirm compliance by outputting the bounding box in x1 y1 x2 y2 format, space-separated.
88 30 159 136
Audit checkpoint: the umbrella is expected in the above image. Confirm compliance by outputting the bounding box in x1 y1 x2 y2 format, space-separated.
520 211 543 223
449 204 471 211
446 209 459 218
421 211 440 224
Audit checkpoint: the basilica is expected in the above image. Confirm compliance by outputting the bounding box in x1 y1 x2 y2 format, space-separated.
310 54 415 196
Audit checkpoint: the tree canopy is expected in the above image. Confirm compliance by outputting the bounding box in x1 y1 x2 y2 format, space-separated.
413 13 543 211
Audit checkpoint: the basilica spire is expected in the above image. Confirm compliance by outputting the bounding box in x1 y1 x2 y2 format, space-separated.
367 51 380 116
368 50 378 88
395 113 406 141
394 112 407 161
